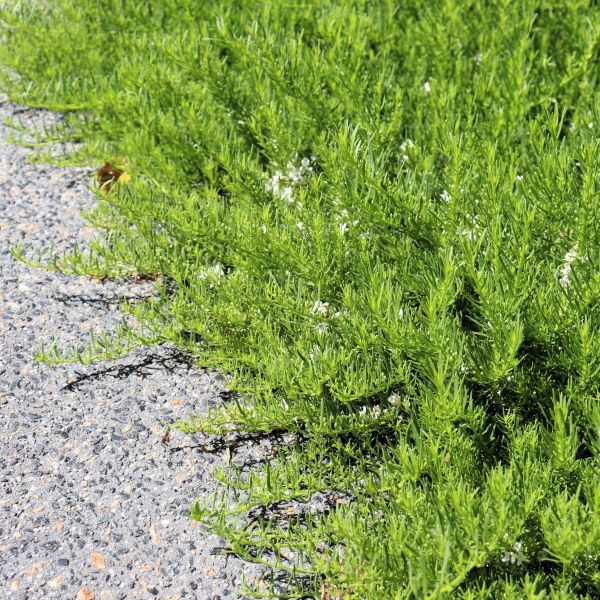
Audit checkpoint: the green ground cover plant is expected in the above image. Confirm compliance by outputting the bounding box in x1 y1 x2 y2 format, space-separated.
1 0 599 597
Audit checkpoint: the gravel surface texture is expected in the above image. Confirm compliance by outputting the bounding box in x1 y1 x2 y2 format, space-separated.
0 97 265 599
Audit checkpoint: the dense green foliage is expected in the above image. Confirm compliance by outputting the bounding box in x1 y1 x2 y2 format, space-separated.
2 0 600 597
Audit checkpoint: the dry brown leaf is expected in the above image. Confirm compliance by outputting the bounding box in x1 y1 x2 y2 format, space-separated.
96 161 123 193
321 579 332 600
161 428 171 445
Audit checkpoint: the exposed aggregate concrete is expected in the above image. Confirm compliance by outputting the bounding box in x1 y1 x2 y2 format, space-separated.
0 97 264 599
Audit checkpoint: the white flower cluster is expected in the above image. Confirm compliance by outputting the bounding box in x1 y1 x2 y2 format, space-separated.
440 189 452 203
459 213 479 241
358 405 383 418
310 301 329 335
387 393 401 405
310 300 329 317
265 157 314 207
309 300 343 335
400 138 415 162
310 300 342 319
308 345 322 360
559 243 582 287
198 263 225 289
335 206 360 237
502 541 528 566
198 263 225 280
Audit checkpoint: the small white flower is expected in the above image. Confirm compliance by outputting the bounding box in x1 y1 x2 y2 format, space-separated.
400 139 415 162
310 300 329 317
588 122 594 129
564 244 580 264
460 229 477 240
308 345 322 360
502 541 528 566
339 222 348 236
280 185 294 204
398 308 404 318
265 157 314 204
475 52 483 65
287 162 303 183
559 243 580 286
261 224 268 234
440 190 451 203
315 323 328 334
423 80 431 94
371 406 382 418
297 222 305 231
387 393 401 406
516 174 523 182
265 171 283 195
400 139 415 153
559 262 572 286
199 263 225 280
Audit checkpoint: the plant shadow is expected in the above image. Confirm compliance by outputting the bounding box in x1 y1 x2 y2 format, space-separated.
62 348 196 391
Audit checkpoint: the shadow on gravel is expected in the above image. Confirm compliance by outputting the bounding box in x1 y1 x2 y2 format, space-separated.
171 429 292 463
62 348 196 390
51 291 156 312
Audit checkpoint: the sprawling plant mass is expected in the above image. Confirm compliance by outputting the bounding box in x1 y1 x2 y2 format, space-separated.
1 0 599 597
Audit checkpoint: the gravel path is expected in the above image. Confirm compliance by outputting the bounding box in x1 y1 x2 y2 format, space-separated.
0 98 263 599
